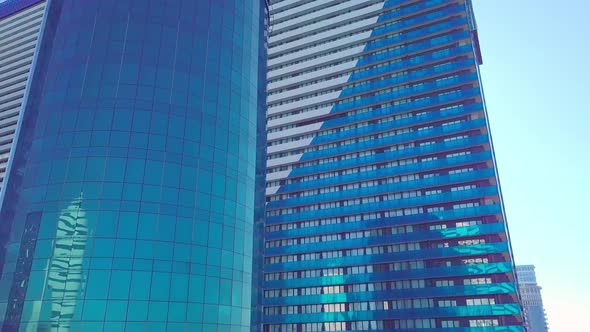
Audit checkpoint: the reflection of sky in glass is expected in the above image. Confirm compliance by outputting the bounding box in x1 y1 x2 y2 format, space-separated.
47 195 87 330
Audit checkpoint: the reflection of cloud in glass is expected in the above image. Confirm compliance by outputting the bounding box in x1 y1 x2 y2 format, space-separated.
47 194 87 330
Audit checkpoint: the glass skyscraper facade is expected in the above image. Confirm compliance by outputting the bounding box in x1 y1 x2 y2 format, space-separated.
516 265 549 332
262 0 523 331
0 0 267 331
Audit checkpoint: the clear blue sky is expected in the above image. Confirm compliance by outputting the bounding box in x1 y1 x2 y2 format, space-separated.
472 1 590 330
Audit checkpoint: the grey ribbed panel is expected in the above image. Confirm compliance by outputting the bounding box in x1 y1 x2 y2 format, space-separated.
0 1 45 190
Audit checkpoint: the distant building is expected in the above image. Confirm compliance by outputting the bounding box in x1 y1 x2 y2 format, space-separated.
517 265 549 332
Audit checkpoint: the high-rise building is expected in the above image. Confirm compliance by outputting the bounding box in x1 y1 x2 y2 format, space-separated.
517 265 549 332
261 0 524 331
0 0 267 331
0 0 46 190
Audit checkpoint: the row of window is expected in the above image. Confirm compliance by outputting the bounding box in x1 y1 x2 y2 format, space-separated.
266 318 500 331
268 69 469 124
265 255 494 279
267 157 477 198
268 172 420 200
269 0 451 45
268 74 464 146
270 0 386 27
265 186 483 219
265 261 424 281
265 224 485 250
267 145 477 188
265 276 496 300
269 12 462 74
269 68 463 123
265 224 414 247
265 203 482 234
264 278 428 298
268 59 410 99
265 299 436 315
266 319 436 332
263 256 494 285
267 156 417 185
268 61 460 112
265 218 486 247
265 237 490 265
266 84 465 140
268 24 465 86
267 45 468 100
266 115 469 160
270 9 418 61
264 297 498 315
270 30 399 73
267 181 480 215
265 242 422 264
267 180 481 215
268 112 481 178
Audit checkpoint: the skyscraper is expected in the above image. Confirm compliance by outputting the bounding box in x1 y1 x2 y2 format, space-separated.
0 0 267 330
516 265 549 332
0 0 46 190
261 0 524 331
